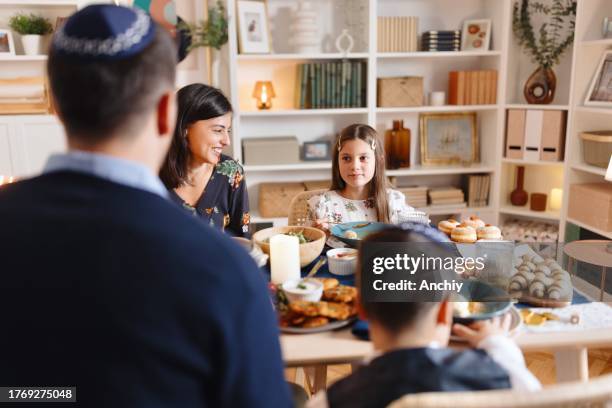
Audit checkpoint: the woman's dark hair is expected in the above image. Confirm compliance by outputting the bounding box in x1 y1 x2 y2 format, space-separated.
160 83 232 189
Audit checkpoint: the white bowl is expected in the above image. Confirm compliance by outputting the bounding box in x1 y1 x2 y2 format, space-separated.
326 248 358 276
282 278 323 302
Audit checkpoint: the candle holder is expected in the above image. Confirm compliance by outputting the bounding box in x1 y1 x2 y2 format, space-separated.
253 81 276 110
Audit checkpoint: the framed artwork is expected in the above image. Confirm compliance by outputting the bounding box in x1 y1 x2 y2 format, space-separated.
303 141 331 161
419 112 479 165
237 0 271 54
585 50 612 107
461 19 491 51
0 30 15 56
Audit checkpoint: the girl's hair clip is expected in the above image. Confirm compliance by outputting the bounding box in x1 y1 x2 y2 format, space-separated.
370 140 376 151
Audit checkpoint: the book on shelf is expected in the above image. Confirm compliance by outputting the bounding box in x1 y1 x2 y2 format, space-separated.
378 16 418 52
428 202 467 209
465 174 490 207
448 70 498 105
296 61 366 109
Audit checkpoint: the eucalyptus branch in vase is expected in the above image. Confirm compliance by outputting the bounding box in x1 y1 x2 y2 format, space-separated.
512 0 576 104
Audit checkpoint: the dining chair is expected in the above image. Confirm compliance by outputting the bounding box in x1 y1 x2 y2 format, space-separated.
288 189 326 226
388 373 612 408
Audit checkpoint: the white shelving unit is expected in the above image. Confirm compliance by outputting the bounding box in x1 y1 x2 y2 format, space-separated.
0 0 211 178
227 0 509 225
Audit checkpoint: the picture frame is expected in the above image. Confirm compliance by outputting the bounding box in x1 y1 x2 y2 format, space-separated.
237 0 271 54
419 112 479 165
461 19 491 51
303 141 331 161
584 50 612 107
0 30 16 56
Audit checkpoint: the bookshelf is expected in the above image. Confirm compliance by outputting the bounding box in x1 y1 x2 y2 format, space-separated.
227 0 510 225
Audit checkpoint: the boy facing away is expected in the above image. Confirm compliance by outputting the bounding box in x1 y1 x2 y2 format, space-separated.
308 224 540 408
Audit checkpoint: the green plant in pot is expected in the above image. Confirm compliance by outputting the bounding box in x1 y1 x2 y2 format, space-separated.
179 0 228 87
9 13 53 56
512 0 576 104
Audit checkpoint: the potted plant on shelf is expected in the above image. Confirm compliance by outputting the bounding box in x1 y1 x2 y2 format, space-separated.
512 0 576 104
8 13 53 56
179 0 228 87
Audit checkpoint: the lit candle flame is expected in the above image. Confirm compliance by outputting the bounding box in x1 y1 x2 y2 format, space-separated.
260 85 268 103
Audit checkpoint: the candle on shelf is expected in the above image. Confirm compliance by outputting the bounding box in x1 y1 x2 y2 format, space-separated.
270 234 301 284
550 188 562 211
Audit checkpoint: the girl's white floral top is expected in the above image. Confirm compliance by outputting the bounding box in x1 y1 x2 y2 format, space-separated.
306 189 423 225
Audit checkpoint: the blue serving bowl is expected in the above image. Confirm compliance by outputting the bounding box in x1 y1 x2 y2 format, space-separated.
452 280 512 324
330 221 390 248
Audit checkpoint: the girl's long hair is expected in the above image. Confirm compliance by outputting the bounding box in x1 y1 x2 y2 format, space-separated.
330 124 389 223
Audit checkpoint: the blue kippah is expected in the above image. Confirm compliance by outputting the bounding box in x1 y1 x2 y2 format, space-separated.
52 4 156 61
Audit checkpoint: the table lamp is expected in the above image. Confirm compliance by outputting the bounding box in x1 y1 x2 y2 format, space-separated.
606 155 612 181
253 81 275 110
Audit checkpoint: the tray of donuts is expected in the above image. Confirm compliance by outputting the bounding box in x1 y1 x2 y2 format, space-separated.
508 250 572 308
438 216 503 243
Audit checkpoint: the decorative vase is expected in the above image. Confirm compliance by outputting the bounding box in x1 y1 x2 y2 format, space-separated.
335 29 354 55
524 66 556 104
21 35 42 55
530 193 547 212
289 0 319 53
510 166 528 206
384 120 410 170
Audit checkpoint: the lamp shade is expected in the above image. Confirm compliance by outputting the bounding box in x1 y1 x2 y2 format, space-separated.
252 81 276 98
606 155 612 181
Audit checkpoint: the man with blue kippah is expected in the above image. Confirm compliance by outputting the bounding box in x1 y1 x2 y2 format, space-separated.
0 5 291 407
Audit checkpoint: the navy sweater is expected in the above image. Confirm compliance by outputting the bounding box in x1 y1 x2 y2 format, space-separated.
0 171 290 407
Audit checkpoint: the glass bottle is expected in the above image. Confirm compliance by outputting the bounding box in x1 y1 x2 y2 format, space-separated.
384 120 411 169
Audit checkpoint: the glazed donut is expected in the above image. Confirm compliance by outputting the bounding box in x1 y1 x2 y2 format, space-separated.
476 224 502 240
438 219 460 235
450 223 477 243
462 215 486 230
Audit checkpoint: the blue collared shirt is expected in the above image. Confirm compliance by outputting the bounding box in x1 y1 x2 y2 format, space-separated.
44 150 168 198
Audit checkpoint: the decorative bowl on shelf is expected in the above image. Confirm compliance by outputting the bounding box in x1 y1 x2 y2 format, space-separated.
252 226 326 267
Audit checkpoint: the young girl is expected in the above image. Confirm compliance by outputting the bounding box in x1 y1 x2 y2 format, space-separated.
307 124 426 230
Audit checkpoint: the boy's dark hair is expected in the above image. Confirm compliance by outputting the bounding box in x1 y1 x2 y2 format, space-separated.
47 26 176 142
159 84 233 189
359 226 457 334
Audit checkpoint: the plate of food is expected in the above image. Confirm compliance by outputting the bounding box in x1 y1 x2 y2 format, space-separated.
451 280 513 324
275 277 359 333
330 221 389 248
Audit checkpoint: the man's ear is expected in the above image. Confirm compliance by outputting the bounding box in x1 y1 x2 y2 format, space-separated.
436 300 452 326
156 91 176 136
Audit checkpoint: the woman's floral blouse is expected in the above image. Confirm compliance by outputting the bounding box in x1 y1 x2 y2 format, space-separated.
169 155 250 237
306 189 421 225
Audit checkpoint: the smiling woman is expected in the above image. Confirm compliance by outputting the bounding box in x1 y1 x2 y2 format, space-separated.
160 84 250 237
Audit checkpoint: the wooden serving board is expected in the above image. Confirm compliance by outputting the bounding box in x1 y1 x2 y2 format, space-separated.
509 291 572 308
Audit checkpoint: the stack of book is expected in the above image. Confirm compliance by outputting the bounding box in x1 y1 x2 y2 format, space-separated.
296 61 366 109
427 187 466 208
421 30 461 51
465 174 490 207
448 70 498 105
377 16 419 52
399 186 428 208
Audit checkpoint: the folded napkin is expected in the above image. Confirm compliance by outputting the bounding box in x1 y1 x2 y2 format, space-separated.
351 319 370 341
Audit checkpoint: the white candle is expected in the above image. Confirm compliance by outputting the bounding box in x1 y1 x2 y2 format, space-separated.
550 188 562 211
270 234 301 284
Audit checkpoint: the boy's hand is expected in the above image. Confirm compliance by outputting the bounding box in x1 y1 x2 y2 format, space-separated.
452 314 512 347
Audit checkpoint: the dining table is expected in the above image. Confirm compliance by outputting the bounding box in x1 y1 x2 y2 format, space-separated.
276 254 612 393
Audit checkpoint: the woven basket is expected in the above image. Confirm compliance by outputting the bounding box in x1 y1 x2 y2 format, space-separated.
259 182 306 218
580 131 612 168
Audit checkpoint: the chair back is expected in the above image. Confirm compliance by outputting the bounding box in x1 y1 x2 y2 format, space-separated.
288 189 327 226
388 373 612 408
